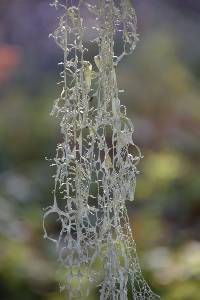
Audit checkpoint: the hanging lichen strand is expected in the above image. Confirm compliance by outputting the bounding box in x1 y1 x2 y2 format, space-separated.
44 0 160 299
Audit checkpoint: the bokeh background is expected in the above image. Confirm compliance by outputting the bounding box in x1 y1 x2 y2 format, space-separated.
0 0 200 299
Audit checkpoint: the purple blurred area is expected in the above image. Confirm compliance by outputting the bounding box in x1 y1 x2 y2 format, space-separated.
0 1 200 299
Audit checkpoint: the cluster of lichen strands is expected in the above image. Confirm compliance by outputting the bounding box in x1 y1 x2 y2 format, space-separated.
44 0 160 299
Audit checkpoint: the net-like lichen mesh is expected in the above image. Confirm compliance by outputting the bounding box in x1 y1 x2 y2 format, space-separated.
43 1 160 299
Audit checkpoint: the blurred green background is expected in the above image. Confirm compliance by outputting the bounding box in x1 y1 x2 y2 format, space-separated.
0 0 200 299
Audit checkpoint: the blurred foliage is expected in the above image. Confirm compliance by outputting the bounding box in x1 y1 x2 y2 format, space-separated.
0 0 200 299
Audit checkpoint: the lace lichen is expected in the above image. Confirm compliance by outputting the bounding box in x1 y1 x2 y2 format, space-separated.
44 1 160 299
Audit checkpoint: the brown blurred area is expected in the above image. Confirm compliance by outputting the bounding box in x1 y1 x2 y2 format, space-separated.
0 1 200 299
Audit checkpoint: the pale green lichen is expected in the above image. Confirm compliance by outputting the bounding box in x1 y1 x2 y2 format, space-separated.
44 1 160 299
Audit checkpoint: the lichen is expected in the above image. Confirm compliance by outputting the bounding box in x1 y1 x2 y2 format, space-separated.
44 1 160 299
